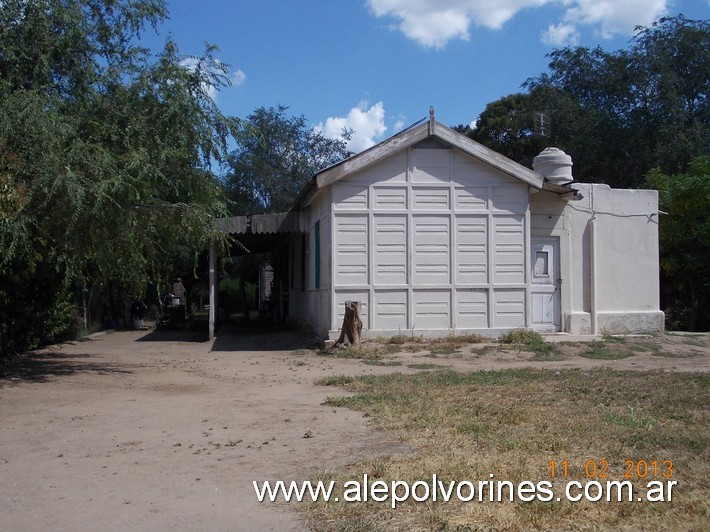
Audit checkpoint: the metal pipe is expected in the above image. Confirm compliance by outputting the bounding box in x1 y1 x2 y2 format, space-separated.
589 188 598 335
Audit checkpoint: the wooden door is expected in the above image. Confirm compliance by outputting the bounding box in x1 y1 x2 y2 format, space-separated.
531 237 561 332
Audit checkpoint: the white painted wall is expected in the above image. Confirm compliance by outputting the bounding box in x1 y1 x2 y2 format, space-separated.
573 184 663 333
286 191 332 336
325 145 531 339
530 184 664 334
289 149 663 339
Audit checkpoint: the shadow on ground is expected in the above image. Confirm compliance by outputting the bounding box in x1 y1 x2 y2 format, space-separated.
2 351 135 383
211 322 321 352
1 321 320 384
131 316 211 343
135 327 209 343
132 317 319 352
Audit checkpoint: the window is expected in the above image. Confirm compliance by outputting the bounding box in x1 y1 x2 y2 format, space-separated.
534 251 549 277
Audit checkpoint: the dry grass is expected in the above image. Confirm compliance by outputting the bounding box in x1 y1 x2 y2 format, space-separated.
307 369 709 531
580 340 635 360
383 334 487 346
499 329 565 361
314 333 710 370
321 344 403 360
315 333 709 369
322 334 488 362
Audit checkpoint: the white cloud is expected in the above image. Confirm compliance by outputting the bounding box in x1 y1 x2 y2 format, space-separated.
542 23 581 46
179 57 201 70
561 0 668 39
231 70 247 86
179 58 246 101
366 0 671 48
316 101 388 153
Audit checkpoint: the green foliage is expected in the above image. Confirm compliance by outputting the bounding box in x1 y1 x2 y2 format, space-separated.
0 265 78 355
601 333 627 344
498 329 562 360
465 15 709 334
0 0 238 357
580 340 634 360
461 88 587 172
317 375 355 386
498 328 545 345
468 15 710 189
218 274 256 312
646 156 710 330
224 105 351 214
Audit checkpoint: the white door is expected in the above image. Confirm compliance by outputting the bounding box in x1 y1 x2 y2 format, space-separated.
531 237 561 332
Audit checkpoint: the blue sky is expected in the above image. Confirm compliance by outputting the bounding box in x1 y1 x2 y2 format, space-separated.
146 0 708 153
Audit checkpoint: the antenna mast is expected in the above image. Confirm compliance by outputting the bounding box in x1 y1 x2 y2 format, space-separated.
534 111 550 137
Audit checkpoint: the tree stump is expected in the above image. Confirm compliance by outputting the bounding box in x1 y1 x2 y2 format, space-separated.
333 300 362 347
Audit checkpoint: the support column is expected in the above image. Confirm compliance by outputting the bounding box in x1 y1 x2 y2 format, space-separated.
209 242 217 340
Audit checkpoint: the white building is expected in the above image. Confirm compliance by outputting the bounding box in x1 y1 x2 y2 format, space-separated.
212 111 664 339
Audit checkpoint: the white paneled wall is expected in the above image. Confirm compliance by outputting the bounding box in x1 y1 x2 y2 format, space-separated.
330 147 529 334
373 216 407 285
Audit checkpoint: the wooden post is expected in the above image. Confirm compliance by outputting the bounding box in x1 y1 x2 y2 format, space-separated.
333 300 362 347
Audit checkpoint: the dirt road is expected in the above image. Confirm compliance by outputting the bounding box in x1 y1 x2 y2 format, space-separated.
1 327 708 531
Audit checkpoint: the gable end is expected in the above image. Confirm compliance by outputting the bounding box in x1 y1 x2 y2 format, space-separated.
413 137 452 150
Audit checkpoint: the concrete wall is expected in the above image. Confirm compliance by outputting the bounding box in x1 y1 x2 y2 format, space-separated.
531 184 664 334
576 184 664 333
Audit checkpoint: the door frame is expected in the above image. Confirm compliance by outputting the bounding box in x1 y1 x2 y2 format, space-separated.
530 236 561 332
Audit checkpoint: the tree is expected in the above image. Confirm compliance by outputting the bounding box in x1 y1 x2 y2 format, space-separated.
0 0 238 357
460 15 709 332
467 15 709 189
630 16 710 175
646 157 710 331
224 105 351 214
465 87 593 174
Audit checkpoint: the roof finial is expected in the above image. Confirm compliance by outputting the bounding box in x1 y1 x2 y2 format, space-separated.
429 105 436 134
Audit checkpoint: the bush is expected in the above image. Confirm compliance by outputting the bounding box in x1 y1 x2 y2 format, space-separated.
0 275 77 359
498 329 545 345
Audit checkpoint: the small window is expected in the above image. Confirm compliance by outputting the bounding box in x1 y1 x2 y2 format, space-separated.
534 251 549 276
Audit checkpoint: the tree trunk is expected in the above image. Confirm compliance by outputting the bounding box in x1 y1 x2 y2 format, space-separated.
333 300 362 347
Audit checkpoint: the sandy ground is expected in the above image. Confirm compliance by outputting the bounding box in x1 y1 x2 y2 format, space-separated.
1 326 709 531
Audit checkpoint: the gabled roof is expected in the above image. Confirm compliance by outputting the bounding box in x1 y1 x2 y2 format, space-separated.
295 109 548 208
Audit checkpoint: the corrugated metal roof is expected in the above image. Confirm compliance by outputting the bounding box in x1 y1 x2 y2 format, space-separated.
216 211 304 235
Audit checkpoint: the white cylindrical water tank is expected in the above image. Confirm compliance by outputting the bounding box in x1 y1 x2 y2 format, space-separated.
533 147 573 185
